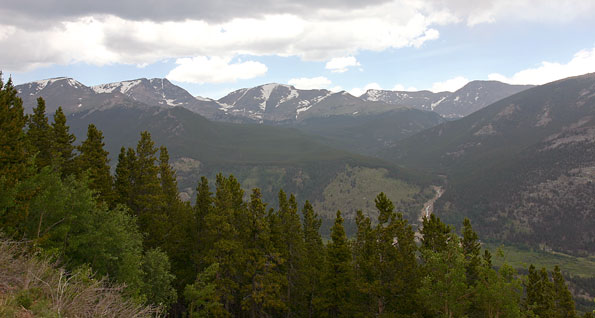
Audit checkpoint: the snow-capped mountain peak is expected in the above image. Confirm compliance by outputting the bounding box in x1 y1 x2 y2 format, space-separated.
92 79 142 94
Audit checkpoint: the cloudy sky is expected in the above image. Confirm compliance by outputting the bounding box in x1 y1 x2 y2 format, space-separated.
2 0 595 98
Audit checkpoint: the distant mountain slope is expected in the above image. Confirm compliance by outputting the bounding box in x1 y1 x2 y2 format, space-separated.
361 80 533 118
92 78 224 119
361 89 449 112
67 104 430 222
16 77 138 114
387 73 595 255
434 80 534 118
289 108 445 156
217 84 402 122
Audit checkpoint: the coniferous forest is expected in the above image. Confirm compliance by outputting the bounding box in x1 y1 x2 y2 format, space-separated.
0 77 591 318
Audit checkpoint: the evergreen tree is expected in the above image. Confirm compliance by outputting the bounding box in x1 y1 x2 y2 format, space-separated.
277 191 306 317
159 146 179 208
420 213 451 254
241 188 285 317
354 193 419 316
203 174 244 315
552 266 577 318
185 263 227 318
158 146 196 290
473 260 522 318
0 75 28 185
76 124 114 204
418 233 470 318
129 131 166 248
50 107 76 177
193 176 212 270
318 210 354 318
26 97 53 169
114 147 135 207
376 194 419 316
301 200 324 318
353 209 375 315
462 218 481 286
525 265 556 317
141 248 178 309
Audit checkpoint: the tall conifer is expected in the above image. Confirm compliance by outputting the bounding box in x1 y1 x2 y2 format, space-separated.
552 266 577 318
50 107 76 177
301 200 324 318
318 210 354 318
27 97 53 169
77 124 114 204
0 75 28 185
277 191 305 316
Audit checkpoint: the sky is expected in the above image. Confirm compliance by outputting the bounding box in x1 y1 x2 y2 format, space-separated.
1 0 595 99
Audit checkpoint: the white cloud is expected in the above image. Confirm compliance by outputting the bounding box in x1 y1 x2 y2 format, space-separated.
430 76 469 92
325 56 361 73
349 82 382 96
166 56 267 84
3 0 595 78
488 48 595 85
288 76 332 89
0 1 455 73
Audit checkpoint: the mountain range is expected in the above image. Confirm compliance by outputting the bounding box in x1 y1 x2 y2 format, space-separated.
16 77 530 121
361 80 534 118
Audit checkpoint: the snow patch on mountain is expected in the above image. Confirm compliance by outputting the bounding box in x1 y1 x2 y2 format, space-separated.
165 99 182 107
92 80 141 94
364 89 382 101
431 97 447 110
277 87 299 107
29 77 82 92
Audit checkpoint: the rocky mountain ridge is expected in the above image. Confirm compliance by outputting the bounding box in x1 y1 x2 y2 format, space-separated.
361 80 534 118
17 77 531 121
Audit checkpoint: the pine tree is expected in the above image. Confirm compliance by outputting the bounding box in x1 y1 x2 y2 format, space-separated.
378 197 419 316
473 257 522 318
0 75 28 186
159 146 179 208
301 200 324 318
203 174 244 315
193 176 212 270
318 210 354 318
418 233 470 318
420 213 451 254
77 124 114 204
353 209 375 315
552 266 577 318
185 263 227 318
241 188 285 317
50 107 76 177
462 218 482 286
354 193 419 316
130 132 167 248
525 265 556 317
277 191 306 317
157 146 195 289
114 147 135 207
26 97 53 169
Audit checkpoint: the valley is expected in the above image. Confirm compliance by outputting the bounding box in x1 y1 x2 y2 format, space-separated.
8 72 595 315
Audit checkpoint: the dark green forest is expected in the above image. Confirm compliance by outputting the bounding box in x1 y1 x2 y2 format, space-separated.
1 77 592 317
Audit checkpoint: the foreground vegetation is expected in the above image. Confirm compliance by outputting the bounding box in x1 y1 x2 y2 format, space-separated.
1 76 593 317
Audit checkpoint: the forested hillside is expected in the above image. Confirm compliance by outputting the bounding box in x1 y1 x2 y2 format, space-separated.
387 73 595 256
2 75 592 316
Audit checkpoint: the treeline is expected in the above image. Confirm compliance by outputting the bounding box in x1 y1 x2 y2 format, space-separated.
0 76 591 317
